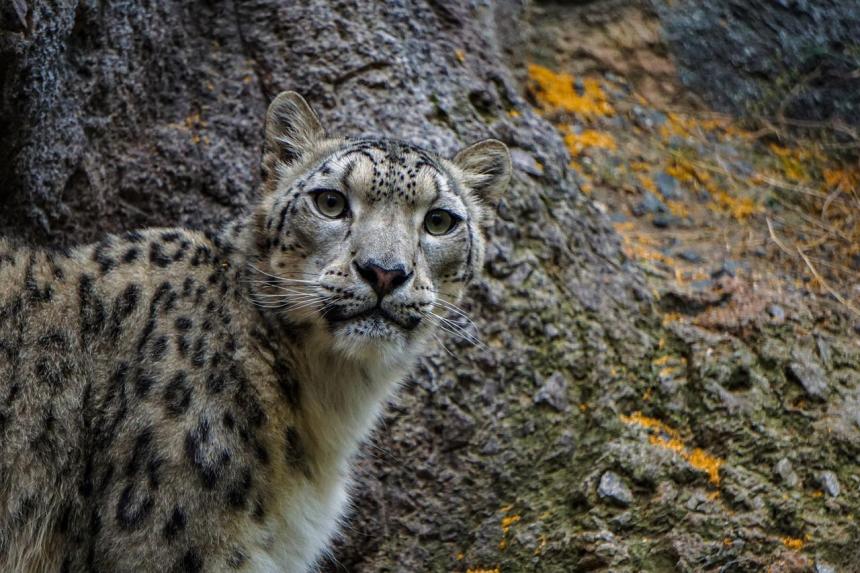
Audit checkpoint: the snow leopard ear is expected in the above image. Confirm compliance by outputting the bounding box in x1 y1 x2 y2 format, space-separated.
452 139 512 207
263 91 325 175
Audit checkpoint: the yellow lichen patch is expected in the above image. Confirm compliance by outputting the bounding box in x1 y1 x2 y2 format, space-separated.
467 569 501 573
822 166 860 192
781 537 805 550
621 411 681 439
497 510 521 552
637 174 657 194
501 514 521 534
622 412 723 486
667 200 689 218
563 129 617 156
710 190 761 220
659 112 734 140
768 143 813 182
527 63 614 117
454 49 466 63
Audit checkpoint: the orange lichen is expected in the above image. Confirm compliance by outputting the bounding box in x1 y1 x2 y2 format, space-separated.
659 113 734 140
563 129 617 156
467 569 501 573
501 514 521 534
622 412 723 486
667 200 689 218
527 63 613 117
637 174 657 194
823 166 860 192
781 537 805 550
710 190 761 220
768 143 813 181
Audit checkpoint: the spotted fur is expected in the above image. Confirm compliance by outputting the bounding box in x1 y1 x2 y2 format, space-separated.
0 92 510 572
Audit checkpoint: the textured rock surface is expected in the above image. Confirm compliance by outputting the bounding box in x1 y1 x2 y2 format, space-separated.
652 0 860 124
2 1 859 571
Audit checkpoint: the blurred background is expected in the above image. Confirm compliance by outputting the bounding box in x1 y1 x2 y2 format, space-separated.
2 1 859 571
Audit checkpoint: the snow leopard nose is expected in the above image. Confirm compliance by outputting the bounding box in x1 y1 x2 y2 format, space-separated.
354 260 410 298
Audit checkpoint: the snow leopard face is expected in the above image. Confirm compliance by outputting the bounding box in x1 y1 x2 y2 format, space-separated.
252 92 511 359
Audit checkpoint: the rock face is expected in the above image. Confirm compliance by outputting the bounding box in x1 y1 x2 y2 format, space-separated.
652 0 860 124
2 1 860 571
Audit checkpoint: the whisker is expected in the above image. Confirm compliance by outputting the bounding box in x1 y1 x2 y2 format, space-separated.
434 299 479 331
426 311 486 349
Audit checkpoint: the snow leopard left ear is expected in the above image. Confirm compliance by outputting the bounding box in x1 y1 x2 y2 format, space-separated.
452 139 512 207
263 91 325 178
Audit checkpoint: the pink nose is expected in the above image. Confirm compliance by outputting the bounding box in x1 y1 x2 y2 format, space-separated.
355 261 409 297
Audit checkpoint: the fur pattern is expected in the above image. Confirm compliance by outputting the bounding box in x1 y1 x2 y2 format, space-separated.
0 92 510 572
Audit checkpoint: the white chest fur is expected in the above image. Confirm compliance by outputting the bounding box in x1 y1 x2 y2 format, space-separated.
243 345 416 572
244 473 350 572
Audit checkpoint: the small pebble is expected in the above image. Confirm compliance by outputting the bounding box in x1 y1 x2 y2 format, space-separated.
766 304 785 322
652 214 679 229
533 372 568 412
655 171 683 200
786 350 829 401
598 471 633 507
633 191 666 216
818 471 840 497
677 250 703 263
774 458 799 488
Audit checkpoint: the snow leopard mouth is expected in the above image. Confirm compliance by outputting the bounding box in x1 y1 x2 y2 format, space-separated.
325 305 421 331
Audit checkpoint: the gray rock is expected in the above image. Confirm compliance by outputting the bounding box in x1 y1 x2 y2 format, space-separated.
773 458 799 488
598 471 633 507
818 471 841 498
533 372 568 412
510 149 544 177
786 348 830 400
654 0 860 125
677 250 703 264
633 191 667 216
711 260 740 279
815 560 837 573
766 304 785 322
655 171 683 200
652 214 681 229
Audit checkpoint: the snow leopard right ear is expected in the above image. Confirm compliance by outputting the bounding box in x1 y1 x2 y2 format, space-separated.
263 91 325 177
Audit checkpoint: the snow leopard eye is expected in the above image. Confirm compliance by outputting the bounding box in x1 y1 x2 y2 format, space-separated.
424 209 460 235
312 190 349 219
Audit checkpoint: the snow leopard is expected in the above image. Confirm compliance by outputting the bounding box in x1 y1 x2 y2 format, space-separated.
0 91 511 572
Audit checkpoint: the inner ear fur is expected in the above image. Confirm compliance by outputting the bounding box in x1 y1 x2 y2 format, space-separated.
262 91 326 185
452 139 512 207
